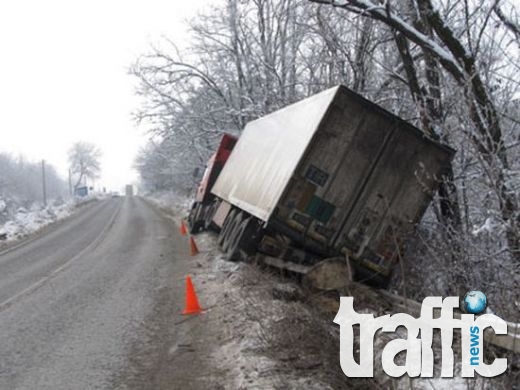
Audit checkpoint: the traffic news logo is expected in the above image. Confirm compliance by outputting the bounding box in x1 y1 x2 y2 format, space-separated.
335 294 508 378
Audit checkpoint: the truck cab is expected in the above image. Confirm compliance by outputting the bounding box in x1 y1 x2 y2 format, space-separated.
188 134 237 233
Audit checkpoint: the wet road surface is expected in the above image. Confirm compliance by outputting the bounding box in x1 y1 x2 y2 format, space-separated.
0 197 196 389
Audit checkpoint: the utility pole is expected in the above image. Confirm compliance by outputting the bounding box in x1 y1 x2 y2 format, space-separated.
41 159 47 207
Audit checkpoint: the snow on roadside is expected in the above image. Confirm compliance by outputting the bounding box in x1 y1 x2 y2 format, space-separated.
151 192 498 389
202 249 483 390
0 194 103 243
144 191 191 218
471 216 502 236
146 192 341 388
189 233 341 389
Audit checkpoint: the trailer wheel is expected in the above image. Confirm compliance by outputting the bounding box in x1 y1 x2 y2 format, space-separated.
198 204 208 231
204 200 218 231
187 203 198 233
224 216 250 261
225 216 263 262
188 203 204 234
222 211 243 252
218 209 236 248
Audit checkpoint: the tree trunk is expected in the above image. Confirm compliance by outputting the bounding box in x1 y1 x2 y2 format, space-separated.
309 0 520 262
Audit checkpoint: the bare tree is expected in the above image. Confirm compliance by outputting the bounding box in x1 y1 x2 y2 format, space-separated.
309 0 520 264
131 0 519 325
131 0 394 193
68 142 102 190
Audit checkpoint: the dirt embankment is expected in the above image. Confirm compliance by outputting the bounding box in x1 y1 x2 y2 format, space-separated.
132 196 518 390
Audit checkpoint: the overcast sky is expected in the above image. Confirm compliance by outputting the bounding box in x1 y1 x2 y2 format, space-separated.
0 0 207 192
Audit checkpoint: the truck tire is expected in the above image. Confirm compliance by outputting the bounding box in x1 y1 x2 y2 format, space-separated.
224 216 250 261
187 203 198 233
204 200 218 231
198 204 208 231
218 209 237 248
225 216 264 262
188 203 204 234
222 211 243 253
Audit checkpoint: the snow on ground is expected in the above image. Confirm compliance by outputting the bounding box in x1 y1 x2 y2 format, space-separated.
182 232 345 389
0 194 104 244
145 191 192 218
149 192 514 389
472 217 501 236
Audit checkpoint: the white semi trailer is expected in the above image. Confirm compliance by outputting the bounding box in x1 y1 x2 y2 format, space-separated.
190 85 454 287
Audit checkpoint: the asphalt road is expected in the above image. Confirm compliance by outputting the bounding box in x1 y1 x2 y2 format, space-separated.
0 197 196 389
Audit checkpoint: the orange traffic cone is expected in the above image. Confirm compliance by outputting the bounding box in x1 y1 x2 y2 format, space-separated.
189 236 199 256
183 275 202 315
180 220 187 236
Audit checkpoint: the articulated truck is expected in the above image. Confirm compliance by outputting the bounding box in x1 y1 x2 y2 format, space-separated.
188 85 454 287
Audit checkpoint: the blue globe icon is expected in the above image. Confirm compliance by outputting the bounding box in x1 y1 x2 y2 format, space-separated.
463 291 487 314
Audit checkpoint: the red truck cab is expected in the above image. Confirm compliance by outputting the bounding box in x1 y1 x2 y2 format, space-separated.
188 133 237 232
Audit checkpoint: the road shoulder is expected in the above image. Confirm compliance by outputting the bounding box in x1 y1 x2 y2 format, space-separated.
119 197 351 389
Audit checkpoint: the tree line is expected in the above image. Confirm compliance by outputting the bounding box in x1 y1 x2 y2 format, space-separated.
0 153 67 218
0 141 102 222
132 0 519 315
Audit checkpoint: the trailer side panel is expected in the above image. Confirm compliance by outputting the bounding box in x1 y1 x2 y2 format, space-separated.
211 87 340 222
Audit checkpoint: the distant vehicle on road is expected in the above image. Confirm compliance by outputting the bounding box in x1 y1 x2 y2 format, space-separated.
125 185 134 197
188 85 454 287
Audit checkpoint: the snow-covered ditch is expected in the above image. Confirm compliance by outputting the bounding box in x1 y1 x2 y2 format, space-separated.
149 192 516 389
195 239 501 389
